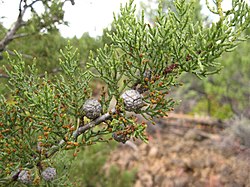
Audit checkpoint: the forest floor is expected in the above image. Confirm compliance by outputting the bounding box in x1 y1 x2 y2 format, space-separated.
104 114 250 187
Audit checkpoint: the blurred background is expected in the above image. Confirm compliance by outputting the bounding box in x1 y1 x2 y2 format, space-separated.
0 0 249 186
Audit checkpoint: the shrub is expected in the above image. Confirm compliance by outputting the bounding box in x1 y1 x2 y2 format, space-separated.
0 0 249 185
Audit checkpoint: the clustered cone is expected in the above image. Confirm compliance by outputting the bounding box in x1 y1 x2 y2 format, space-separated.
82 99 102 119
121 89 144 111
41 167 56 181
18 170 32 184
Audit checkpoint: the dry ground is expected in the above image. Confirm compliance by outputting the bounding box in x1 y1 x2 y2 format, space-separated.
104 116 250 187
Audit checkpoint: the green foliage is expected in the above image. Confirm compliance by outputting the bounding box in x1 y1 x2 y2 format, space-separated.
191 97 233 119
88 0 250 120
1 31 67 71
27 0 68 33
0 46 91 185
0 0 77 96
67 143 136 187
0 0 249 185
0 31 102 73
180 28 250 119
0 0 74 53
70 33 104 62
104 166 136 187
141 0 206 23
0 30 104 97
201 39 250 118
0 42 144 185
142 0 250 119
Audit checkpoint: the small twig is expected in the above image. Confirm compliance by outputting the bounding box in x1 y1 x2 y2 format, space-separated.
73 108 116 138
0 0 27 52
46 108 116 158
216 0 223 18
19 0 23 12
25 0 42 9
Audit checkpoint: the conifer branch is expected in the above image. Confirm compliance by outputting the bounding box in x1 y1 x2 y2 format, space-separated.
0 0 249 185
46 109 116 158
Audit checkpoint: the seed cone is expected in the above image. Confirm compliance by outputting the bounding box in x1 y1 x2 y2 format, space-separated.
82 99 102 119
18 170 32 184
41 167 56 181
121 89 143 111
